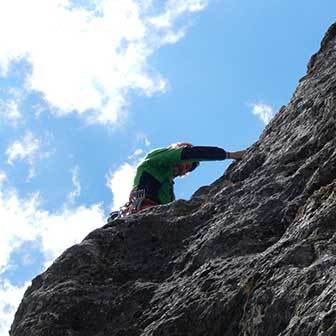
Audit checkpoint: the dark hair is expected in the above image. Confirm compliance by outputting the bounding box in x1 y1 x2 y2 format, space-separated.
189 161 200 172
170 142 193 149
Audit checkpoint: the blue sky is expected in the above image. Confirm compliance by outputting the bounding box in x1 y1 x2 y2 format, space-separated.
1 0 336 333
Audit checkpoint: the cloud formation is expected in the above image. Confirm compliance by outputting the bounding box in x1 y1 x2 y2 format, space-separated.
66 166 81 205
0 280 28 336
106 162 138 210
0 182 105 273
5 131 52 179
106 133 152 211
6 132 40 165
0 178 106 333
0 99 22 127
251 103 274 124
0 0 208 125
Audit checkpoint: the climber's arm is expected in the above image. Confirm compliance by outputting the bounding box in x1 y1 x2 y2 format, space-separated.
180 146 228 161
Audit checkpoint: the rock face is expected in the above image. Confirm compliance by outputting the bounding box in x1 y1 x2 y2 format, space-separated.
10 24 336 336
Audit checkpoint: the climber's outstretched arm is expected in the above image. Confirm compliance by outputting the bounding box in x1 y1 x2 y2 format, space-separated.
181 146 245 161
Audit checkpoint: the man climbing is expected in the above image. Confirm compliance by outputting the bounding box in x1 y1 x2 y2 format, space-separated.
108 143 245 220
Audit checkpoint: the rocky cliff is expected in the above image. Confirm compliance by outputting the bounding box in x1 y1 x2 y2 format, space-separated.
10 23 336 336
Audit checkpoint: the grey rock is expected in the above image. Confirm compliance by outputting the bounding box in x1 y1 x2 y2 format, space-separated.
10 23 336 336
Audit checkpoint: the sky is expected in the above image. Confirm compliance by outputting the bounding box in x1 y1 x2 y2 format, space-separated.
1 0 336 334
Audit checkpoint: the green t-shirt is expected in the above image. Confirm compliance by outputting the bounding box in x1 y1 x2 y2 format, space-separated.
133 147 190 204
133 146 228 204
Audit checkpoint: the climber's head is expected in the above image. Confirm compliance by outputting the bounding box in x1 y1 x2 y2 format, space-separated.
170 142 193 149
173 161 199 177
170 142 200 177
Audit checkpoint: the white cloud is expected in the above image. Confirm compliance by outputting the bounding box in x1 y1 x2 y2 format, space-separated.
39 204 105 265
106 162 138 210
6 132 40 165
0 0 208 125
0 189 38 272
0 280 29 336
6 131 53 179
251 103 274 124
66 166 81 204
0 181 106 334
128 148 144 160
0 99 22 126
150 0 207 31
5 101 21 122
0 185 106 271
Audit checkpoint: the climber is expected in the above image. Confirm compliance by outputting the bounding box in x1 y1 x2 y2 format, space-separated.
108 143 245 221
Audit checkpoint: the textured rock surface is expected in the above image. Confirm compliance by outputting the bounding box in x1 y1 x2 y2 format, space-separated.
10 23 336 336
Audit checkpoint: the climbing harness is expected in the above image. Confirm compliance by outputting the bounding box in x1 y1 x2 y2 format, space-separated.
107 189 157 223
